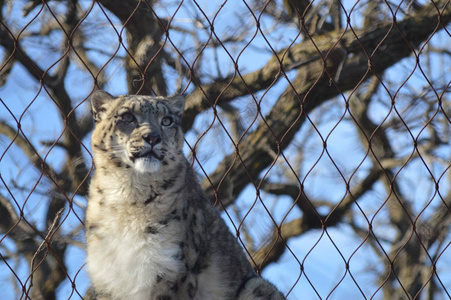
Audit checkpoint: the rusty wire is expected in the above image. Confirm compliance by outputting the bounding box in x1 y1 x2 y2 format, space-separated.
0 0 450 299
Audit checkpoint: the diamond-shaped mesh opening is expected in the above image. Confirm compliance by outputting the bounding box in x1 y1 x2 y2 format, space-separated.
1 0 450 299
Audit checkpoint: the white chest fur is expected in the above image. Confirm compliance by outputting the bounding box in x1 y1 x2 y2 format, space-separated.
87 216 182 300
86 180 182 300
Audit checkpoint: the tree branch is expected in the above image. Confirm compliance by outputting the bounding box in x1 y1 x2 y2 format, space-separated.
182 0 451 132
250 166 384 269
96 0 168 95
200 1 451 210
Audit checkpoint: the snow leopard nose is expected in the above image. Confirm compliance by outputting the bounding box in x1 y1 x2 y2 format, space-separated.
142 133 161 146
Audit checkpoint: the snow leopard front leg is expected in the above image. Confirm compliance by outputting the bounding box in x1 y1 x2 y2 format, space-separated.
238 277 286 300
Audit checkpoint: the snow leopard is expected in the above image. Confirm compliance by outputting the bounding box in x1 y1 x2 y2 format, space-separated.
85 90 286 300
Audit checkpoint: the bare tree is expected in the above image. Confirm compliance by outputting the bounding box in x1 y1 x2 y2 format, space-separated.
0 0 450 299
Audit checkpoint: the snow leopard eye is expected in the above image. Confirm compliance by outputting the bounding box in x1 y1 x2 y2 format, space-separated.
120 112 136 123
161 116 173 126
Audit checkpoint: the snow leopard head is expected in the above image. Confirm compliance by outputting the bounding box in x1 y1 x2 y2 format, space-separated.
90 91 185 173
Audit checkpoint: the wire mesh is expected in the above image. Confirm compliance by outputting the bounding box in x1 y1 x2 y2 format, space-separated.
0 0 450 299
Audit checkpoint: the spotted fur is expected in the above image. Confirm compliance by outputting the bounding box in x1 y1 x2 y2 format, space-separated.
85 91 286 300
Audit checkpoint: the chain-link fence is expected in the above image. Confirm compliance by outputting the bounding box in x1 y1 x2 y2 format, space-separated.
1 0 450 299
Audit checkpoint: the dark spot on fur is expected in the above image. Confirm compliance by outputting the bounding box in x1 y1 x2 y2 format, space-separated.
169 209 182 221
187 281 197 298
252 285 266 298
162 179 174 190
161 160 169 166
96 187 104 194
159 218 169 225
115 161 123 168
182 207 188 220
145 193 158 205
145 226 159 234
170 282 179 292
180 274 187 283
99 200 105 206
190 263 200 274
172 247 185 261
93 144 107 152
156 275 163 283
88 224 98 231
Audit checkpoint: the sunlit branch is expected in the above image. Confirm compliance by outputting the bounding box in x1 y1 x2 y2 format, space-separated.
182 0 451 132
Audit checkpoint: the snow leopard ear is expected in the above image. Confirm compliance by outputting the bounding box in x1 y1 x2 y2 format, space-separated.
91 90 115 122
167 95 185 118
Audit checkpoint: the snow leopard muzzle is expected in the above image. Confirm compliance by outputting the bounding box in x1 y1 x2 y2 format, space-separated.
130 149 165 162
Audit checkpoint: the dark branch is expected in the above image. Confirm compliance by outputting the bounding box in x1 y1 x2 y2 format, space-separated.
200 1 451 209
